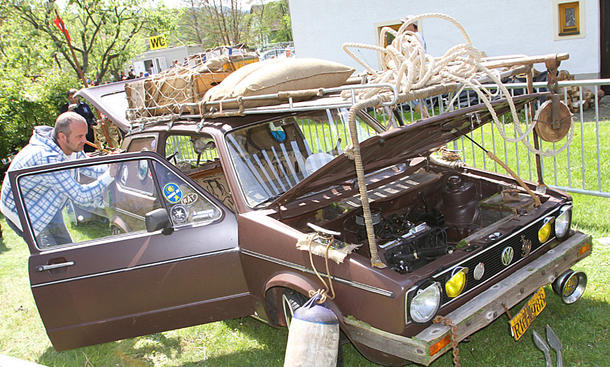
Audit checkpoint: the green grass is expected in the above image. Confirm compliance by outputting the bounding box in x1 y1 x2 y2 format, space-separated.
1 121 608 366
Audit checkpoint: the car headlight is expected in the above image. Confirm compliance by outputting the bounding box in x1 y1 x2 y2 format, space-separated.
554 205 572 240
408 282 441 323
445 268 467 298
538 217 553 243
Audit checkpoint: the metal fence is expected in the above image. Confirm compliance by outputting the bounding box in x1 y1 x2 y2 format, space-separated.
372 79 610 198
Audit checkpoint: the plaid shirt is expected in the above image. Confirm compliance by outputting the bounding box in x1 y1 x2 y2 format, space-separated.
1 126 112 234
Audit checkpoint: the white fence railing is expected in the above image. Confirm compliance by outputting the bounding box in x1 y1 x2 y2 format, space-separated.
372 79 610 198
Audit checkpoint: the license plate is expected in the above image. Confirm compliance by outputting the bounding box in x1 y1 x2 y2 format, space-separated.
509 287 547 341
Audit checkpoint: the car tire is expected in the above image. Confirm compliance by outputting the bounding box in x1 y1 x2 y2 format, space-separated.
281 289 344 367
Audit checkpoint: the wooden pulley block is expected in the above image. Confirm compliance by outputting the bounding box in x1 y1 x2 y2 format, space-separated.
534 99 572 142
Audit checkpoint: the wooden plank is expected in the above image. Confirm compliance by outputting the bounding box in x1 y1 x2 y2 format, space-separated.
343 317 431 365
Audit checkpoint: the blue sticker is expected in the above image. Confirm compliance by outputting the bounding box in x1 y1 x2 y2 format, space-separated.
163 183 183 203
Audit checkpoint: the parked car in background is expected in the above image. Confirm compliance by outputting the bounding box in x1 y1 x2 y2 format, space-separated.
259 47 295 61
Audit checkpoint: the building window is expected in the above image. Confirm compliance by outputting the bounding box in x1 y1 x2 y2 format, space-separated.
378 24 402 48
558 2 580 36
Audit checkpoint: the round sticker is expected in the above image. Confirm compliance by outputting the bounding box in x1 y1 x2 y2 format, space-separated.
170 204 189 224
163 183 183 203
181 192 198 206
473 262 485 280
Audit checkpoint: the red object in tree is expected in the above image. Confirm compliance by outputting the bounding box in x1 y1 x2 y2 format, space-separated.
53 16 71 42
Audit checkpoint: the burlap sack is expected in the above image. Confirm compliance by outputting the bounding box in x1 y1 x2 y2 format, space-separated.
203 58 355 110
203 59 279 103
233 58 355 97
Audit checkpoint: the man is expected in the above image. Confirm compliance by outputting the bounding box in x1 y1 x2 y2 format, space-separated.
60 88 97 152
0 112 115 247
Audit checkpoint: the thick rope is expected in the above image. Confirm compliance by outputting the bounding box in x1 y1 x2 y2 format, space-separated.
346 95 389 268
342 13 573 157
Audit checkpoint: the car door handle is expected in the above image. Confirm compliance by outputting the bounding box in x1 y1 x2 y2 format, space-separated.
36 261 75 272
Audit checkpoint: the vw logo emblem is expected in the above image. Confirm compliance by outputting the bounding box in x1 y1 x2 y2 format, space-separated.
501 247 514 266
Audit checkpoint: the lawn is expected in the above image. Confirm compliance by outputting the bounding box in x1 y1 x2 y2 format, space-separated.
0 118 608 366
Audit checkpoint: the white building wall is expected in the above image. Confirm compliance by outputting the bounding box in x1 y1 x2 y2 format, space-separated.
288 0 599 77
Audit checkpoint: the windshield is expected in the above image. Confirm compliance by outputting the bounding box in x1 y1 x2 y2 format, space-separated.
226 109 380 207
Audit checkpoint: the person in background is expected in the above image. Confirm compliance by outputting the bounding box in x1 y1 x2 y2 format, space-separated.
0 112 116 247
60 88 97 152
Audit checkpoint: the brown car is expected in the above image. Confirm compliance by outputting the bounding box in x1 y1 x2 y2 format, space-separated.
8 81 591 366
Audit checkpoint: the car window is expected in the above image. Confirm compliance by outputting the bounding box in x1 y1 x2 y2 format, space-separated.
165 134 219 173
16 157 221 249
127 137 156 152
226 108 379 207
164 134 235 211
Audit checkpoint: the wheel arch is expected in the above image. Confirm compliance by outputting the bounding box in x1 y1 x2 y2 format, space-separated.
263 271 343 327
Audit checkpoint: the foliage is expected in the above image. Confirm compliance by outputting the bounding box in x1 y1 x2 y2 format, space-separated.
6 0 173 84
177 0 292 48
0 68 78 158
248 0 292 45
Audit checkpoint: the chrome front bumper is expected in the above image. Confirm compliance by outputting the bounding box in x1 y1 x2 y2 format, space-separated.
343 231 592 365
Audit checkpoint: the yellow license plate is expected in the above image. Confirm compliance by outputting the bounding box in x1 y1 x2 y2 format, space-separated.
509 287 547 341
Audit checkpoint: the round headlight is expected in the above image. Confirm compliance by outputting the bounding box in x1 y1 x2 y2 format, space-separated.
538 217 553 243
409 282 441 323
552 269 587 304
445 268 467 298
555 205 572 240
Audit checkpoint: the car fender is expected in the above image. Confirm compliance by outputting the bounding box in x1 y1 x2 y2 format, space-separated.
264 271 344 325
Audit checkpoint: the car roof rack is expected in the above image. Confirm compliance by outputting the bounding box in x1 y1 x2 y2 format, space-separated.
125 52 565 131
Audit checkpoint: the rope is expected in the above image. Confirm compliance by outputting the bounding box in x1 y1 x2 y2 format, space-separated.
342 13 573 157
307 233 337 304
433 315 461 367
346 95 389 268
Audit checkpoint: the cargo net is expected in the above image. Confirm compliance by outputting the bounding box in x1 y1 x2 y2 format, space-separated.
125 49 259 123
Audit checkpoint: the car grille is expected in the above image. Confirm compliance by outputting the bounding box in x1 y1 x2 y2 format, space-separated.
432 206 560 308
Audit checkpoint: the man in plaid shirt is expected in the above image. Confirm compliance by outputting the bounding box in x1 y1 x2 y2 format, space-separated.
1 112 115 248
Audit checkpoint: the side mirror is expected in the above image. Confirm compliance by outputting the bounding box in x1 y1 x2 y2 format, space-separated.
145 208 174 235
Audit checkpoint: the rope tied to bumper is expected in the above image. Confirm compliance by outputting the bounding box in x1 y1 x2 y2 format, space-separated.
433 315 461 367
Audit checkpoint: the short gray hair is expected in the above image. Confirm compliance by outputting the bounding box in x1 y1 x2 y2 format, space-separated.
54 112 86 140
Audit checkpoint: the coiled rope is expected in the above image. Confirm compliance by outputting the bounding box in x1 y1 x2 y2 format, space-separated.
342 13 573 157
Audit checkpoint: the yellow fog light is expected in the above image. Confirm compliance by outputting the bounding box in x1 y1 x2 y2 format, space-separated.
445 268 467 298
538 217 553 243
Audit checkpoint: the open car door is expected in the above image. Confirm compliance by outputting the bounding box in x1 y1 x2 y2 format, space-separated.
8 152 253 350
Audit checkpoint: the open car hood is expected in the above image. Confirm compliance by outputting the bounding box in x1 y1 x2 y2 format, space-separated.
273 93 543 207
76 80 137 132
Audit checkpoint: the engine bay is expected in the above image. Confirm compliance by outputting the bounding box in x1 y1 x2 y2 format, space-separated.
281 166 545 274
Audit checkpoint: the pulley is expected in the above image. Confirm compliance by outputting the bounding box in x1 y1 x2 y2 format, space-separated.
534 99 572 142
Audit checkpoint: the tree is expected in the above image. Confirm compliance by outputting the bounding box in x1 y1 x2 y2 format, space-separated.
7 0 172 84
179 0 252 47
248 0 292 46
